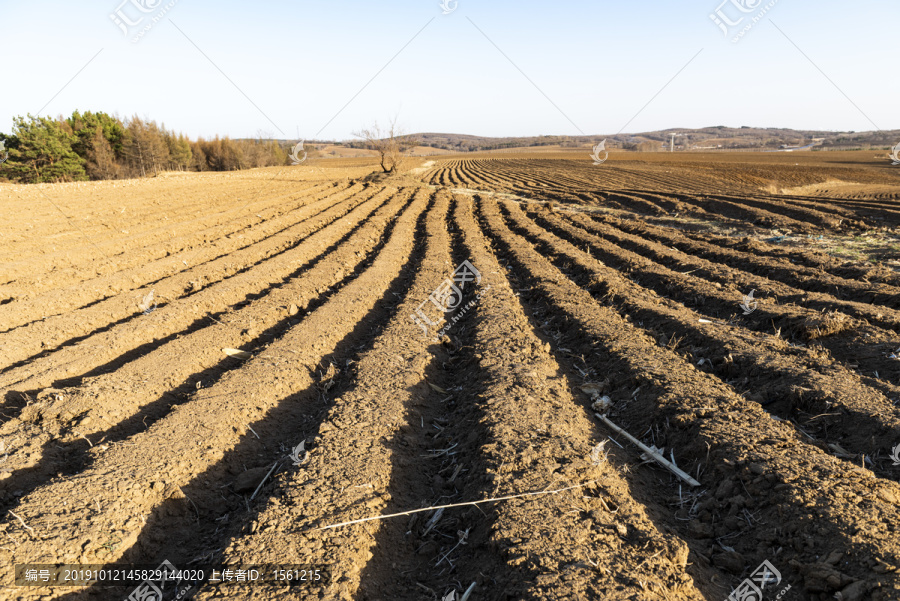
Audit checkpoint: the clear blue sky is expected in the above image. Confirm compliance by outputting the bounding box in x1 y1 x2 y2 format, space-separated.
1 0 895 140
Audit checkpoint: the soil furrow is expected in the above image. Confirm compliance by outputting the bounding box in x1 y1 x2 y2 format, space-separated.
0 178 282 265
3 152 899 601
0 181 351 331
193 189 455 600
469 160 517 190
702 194 858 230
501 200 900 482
0 186 431 600
431 196 705 599
0 179 332 293
0 188 417 513
677 195 837 233
535 208 900 375
0 186 390 392
665 225 900 290
596 209 900 310
476 194 900 601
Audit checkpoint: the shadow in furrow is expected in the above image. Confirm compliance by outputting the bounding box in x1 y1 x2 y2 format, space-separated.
357 196 524 600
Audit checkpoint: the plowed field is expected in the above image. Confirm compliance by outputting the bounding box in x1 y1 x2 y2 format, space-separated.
1 153 899 601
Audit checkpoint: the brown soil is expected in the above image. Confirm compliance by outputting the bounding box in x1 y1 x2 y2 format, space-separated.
1 153 899 601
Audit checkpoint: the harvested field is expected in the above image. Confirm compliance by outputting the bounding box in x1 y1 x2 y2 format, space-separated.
1 152 899 601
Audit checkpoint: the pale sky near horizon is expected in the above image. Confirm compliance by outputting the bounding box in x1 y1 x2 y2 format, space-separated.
1 0 895 141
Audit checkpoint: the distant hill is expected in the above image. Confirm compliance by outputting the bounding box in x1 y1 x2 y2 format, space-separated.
398 127 900 153
272 127 899 156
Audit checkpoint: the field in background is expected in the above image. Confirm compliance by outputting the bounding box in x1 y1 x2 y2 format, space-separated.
1 151 899 600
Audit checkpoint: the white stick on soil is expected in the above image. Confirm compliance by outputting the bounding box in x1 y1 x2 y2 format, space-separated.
596 413 701 486
314 481 595 531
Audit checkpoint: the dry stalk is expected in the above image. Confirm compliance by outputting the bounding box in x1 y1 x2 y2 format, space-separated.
422 507 445 537
8 511 34 533
596 414 700 486
314 481 596 531
435 528 470 566
460 581 477 601
249 462 279 501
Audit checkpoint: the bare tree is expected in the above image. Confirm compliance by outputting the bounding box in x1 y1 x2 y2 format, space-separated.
124 116 170 177
353 118 412 173
85 128 121 180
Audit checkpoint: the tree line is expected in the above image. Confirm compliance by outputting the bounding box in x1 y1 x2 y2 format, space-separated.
0 112 291 184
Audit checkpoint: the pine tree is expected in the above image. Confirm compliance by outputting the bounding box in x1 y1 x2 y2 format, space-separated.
67 110 127 168
0 110 290 182
3 115 87 183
